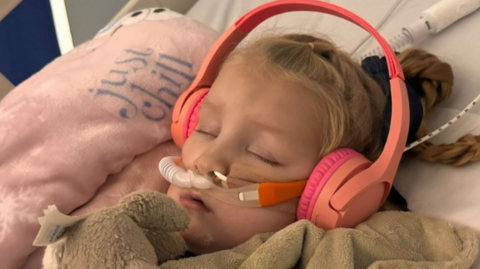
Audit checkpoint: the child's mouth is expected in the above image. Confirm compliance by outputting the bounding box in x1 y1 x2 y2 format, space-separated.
179 191 211 213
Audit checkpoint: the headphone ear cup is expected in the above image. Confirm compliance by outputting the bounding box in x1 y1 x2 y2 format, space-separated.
297 148 360 221
171 88 209 148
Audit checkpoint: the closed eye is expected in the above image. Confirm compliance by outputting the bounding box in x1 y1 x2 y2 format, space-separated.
195 129 280 167
249 151 281 167
194 129 217 137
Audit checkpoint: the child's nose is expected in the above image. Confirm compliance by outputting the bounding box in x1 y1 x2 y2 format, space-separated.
194 146 232 177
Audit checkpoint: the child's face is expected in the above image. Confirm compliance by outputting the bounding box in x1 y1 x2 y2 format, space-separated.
167 60 323 254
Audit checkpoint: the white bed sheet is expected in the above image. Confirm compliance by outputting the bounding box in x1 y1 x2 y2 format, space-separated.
187 1 480 267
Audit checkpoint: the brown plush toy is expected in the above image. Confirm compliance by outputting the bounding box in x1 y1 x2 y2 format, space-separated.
42 190 189 269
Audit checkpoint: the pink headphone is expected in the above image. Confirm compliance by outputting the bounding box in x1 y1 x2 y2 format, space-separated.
171 0 410 230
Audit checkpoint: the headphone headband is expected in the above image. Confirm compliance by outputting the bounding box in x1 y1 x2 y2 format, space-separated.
172 0 410 197
235 1 404 79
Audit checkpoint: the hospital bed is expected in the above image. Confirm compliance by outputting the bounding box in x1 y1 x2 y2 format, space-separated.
1 0 480 268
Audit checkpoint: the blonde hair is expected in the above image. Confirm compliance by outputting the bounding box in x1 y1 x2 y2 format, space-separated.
225 34 385 161
398 49 480 166
224 34 480 166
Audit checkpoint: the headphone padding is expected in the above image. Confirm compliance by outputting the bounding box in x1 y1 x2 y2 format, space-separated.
297 148 360 220
186 92 208 138
171 88 209 148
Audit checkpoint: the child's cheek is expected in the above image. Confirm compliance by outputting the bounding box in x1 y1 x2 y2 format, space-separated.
166 184 177 200
268 198 299 215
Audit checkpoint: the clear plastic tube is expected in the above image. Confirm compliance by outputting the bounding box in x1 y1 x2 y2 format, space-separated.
350 0 404 56
159 157 262 207
158 156 211 189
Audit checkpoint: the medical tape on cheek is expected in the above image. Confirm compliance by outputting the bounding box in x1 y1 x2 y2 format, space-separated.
226 163 269 188
225 163 308 207
258 180 308 207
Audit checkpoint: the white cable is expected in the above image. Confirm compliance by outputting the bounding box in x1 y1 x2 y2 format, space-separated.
404 93 480 151
350 0 404 56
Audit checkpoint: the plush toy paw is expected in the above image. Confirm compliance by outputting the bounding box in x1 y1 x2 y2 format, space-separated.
119 189 190 231
43 190 189 269
118 190 190 261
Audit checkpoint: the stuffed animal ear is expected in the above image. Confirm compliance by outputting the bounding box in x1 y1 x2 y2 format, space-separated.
119 190 190 231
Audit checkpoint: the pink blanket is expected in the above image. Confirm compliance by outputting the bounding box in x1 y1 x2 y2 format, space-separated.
0 9 217 269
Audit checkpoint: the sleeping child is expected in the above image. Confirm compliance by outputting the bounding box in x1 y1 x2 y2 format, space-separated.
41 29 479 269
1 4 480 268
163 33 457 254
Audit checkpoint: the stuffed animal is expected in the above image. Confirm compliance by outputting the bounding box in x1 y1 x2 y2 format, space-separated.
42 190 189 269
0 7 217 267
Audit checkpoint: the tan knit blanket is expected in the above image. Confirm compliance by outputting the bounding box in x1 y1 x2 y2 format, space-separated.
159 211 478 269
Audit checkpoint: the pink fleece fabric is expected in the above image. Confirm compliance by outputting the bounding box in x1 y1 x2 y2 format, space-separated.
0 9 217 269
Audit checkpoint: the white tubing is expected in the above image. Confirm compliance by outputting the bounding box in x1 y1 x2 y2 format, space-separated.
360 20 423 59
421 0 480 33
158 157 211 189
359 0 480 60
360 29 412 59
